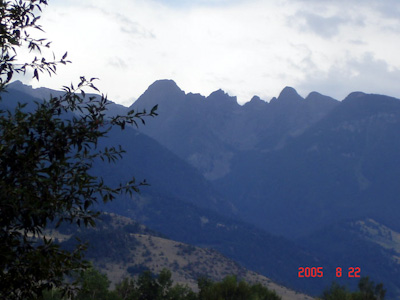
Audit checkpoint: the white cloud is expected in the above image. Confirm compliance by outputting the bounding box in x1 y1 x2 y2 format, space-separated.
298 53 400 100
16 0 400 106
292 11 349 38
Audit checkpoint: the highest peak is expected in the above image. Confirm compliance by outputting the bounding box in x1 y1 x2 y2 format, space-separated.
131 79 185 109
277 86 303 102
147 79 183 94
142 79 185 100
8 80 26 88
7 80 36 94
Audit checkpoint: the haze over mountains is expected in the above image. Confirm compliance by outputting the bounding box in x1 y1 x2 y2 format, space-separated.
130 80 338 182
129 79 400 298
131 80 400 238
5 80 400 298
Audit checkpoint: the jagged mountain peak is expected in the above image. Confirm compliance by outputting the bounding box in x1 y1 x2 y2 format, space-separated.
306 91 325 100
7 80 65 100
208 88 229 98
343 91 367 102
244 95 266 108
131 79 185 110
250 95 261 102
207 89 238 106
8 80 25 89
277 86 303 102
146 79 184 96
305 91 338 105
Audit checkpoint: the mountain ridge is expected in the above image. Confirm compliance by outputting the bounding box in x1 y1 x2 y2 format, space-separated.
2 83 325 296
6 80 400 298
130 79 339 180
133 79 337 107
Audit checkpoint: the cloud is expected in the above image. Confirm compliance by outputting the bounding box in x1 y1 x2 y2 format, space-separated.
297 53 400 100
292 11 349 38
107 57 129 70
22 0 400 106
150 0 246 9
372 0 400 19
288 2 367 40
101 11 155 38
76 4 156 39
293 0 400 29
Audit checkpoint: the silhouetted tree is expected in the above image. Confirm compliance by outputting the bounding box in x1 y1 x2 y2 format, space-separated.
320 282 352 300
321 277 386 300
0 1 156 299
197 275 281 300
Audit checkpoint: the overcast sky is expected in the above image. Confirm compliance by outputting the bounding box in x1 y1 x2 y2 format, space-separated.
18 0 400 105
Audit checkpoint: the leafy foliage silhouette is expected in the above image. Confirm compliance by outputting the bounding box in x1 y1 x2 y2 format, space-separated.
321 277 386 300
0 1 157 299
43 267 282 300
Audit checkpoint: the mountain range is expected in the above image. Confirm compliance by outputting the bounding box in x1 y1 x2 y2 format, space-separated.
130 80 400 239
5 80 400 299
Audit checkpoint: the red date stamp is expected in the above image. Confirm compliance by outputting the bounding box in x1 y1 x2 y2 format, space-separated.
298 267 361 278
